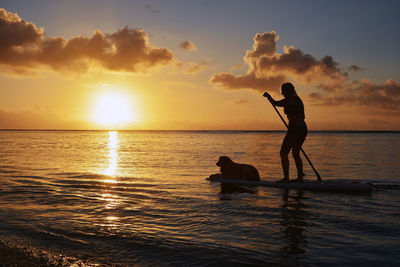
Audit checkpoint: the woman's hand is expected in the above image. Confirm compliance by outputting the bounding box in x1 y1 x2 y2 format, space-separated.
263 92 271 99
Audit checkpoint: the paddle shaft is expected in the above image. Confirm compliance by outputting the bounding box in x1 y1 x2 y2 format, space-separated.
268 100 322 181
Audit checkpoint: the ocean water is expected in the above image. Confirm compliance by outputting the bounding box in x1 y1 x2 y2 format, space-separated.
0 130 399 266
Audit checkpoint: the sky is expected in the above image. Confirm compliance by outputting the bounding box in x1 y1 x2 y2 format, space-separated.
0 0 399 130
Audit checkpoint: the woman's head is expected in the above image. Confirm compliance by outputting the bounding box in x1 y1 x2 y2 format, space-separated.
281 82 297 97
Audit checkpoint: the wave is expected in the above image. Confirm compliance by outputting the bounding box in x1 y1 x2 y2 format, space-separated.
0 170 17 174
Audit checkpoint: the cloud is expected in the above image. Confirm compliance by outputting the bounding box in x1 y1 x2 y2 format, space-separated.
179 40 197 51
0 8 174 74
210 72 285 91
210 30 400 112
211 31 348 93
184 59 210 74
246 31 278 59
309 79 400 111
348 64 362 72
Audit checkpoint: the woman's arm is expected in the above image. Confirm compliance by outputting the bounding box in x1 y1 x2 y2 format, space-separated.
263 92 285 107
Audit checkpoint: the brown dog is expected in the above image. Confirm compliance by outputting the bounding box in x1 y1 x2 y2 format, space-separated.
211 156 260 181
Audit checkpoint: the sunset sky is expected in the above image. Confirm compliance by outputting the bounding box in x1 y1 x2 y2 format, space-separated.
1 0 399 130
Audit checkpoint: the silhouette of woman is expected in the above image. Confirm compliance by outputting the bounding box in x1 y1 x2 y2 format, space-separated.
263 83 307 183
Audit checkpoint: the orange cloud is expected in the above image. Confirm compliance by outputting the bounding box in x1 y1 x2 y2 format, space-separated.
310 79 400 111
211 31 347 93
0 8 174 74
184 59 210 74
210 31 400 112
179 40 197 51
210 72 285 91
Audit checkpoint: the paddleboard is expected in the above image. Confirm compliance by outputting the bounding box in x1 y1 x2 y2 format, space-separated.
207 177 373 193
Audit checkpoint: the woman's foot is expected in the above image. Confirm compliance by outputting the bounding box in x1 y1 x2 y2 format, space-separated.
276 178 289 183
290 173 305 183
291 178 304 183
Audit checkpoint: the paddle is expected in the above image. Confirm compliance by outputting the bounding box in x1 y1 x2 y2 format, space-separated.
265 95 322 182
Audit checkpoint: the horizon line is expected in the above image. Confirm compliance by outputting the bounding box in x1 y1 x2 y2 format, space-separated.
0 129 399 133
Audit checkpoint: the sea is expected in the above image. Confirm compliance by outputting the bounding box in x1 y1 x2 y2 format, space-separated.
0 130 399 266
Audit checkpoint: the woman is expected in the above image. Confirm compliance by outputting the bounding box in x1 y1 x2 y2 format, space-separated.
263 83 307 183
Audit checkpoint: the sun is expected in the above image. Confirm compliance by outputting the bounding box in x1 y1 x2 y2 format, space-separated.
92 91 138 127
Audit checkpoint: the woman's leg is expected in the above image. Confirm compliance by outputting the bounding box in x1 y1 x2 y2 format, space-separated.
292 127 307 182
280 133 293 180
292 144 303 180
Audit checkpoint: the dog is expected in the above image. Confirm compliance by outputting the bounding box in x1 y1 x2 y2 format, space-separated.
210 156 260 181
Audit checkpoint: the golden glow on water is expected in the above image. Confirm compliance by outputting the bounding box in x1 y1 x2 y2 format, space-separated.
103 179 118 184
97 131 122 226
101 193 120 209
104 131 119 177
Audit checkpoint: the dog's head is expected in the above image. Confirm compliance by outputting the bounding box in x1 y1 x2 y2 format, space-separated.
216 156 233 167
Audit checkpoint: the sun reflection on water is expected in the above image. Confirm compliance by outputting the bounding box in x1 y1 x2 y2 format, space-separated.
104 131 119 177
98 131 122 229
101 193 120 209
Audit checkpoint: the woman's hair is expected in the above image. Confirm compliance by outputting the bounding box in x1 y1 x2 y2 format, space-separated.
281 82 297 97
